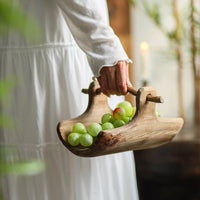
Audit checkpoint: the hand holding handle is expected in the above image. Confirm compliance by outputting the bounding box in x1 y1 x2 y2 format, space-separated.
82 85 164 104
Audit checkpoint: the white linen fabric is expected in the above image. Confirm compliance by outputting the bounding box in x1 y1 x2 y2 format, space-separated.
0 0 139 200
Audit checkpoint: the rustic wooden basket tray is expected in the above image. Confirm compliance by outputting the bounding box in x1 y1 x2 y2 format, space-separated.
57 81 184 157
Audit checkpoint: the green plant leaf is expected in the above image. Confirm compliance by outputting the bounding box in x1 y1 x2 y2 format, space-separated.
0 160 45 175
150 4 161 25
129 0 137 7
167 30 177 41
0 76 17 100
0 114 14 129
140 0 161 25
0 0 42 41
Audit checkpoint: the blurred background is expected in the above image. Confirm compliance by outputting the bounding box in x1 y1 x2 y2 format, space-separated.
107 0 200 199
0 1 44 199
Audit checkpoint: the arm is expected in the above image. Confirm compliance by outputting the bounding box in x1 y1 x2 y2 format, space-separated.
56 0 132 95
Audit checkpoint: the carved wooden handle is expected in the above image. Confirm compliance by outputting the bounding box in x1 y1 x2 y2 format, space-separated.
127 86 164 103
82 86 164 103
57 81 183 157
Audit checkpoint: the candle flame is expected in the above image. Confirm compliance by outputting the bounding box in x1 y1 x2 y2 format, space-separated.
140 42 149 51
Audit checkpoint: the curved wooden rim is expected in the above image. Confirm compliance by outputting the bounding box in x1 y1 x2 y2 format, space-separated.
56 81 184 157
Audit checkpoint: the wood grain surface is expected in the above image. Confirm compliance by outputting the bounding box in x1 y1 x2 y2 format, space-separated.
57 81 184 157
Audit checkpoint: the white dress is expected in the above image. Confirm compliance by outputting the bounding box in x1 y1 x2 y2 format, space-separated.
0 0 139 199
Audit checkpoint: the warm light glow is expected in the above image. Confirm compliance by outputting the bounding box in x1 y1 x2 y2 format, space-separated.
140 41 149 52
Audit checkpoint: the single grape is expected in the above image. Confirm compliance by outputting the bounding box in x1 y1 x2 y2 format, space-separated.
132 106 137 118
72 123 87 134
101 113 114 124
68 133 80 146
113 107 126 120
117 101 133 117
113 119 125 128
88 123 102 137
156 110 160 117
123 117 130 124
80 133 93 147
102 122 114 130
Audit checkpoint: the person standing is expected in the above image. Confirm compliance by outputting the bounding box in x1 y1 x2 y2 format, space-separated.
0 0 139 199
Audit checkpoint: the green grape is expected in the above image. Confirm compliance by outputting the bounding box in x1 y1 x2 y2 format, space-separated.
132 106 136 118
117 101 133 117
88 123 102 136
102 122 114 130
113 107 126 120
72 123 87 134
113 119 125 128
156 110 160 117
80 133 93 147
123 117 130 124
101 113 114 124
68 133 80 146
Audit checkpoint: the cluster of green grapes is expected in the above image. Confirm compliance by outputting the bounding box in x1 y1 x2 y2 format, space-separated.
68 101 137 147
68 101 160 147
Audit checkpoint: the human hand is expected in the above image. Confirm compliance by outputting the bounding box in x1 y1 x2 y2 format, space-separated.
97 61 132 97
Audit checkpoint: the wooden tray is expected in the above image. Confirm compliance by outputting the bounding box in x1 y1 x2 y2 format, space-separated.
57 81 184 157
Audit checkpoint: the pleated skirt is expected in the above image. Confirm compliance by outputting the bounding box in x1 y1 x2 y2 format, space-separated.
0 44 138 200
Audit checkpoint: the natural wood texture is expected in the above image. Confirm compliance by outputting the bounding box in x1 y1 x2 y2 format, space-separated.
127 86 164 103
82 86 163 103
57 81 184 157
